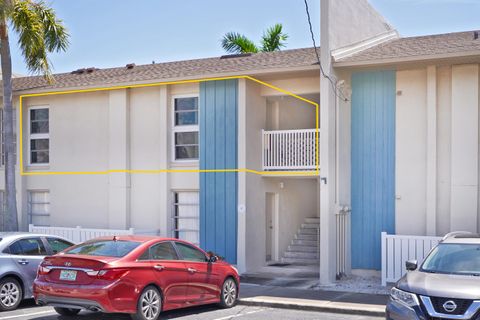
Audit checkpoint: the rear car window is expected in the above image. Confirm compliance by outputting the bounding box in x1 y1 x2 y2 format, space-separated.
47 237 74 254
65 240 140 257
139 242 178 260
175 242 206 262
9 238 48 256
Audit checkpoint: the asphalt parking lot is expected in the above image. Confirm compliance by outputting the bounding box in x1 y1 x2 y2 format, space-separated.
0 300 383 320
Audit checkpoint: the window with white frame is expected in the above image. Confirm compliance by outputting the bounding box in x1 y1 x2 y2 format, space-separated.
173 97 199 161
172 191 199 246
0 109 17 166
28 190 50 226
29 107 49 165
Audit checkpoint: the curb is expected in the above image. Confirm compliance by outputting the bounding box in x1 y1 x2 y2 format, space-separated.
238 298 386 317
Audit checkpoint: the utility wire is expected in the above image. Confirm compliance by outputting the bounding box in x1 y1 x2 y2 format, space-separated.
303 0 349 102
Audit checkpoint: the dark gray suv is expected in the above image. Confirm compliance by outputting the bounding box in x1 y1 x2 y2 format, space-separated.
0 233 74 311
386 232 480 320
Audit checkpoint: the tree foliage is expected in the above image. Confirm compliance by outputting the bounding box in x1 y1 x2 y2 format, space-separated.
221 23 288 54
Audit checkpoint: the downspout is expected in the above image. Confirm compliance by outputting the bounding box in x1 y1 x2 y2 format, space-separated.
335 79 351 279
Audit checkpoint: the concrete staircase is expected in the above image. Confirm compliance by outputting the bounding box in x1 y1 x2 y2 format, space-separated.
281 217 319 265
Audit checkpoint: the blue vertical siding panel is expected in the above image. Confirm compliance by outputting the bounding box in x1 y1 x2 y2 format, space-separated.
214 81 227 257
351 71 396 270
199 82 207 248
205 81 217 250
199 79 238 263
225 80 238 263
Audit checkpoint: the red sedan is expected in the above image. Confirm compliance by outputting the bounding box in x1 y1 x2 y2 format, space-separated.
33 236 239 320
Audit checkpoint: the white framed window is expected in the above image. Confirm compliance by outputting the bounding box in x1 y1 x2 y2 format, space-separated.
28 106 49 165
172 96 199 161
28 190 50 226
0 109 17 166
172 191 199 246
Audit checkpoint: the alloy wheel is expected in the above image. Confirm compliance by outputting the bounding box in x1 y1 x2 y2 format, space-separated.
140 288 161 320
0 282 20 308
223 278 237 307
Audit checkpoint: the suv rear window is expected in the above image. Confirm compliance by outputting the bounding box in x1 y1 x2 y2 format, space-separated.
65 240 140 257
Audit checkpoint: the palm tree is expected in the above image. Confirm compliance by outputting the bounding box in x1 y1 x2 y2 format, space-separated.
0 0 69 231
222 23 288 54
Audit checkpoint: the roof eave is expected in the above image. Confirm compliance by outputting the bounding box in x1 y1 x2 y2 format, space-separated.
333 50 480 68
13 65 320 96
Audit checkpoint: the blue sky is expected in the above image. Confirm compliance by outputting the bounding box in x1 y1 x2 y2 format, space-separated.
10 0 480 75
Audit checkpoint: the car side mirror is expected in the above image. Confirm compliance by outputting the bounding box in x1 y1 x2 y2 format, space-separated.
208 255 218 263
405 260 418 271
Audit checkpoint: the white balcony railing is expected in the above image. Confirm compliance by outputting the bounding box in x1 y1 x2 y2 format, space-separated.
262 129 318 171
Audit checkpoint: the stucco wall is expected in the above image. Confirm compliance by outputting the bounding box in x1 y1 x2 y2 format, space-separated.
396 69 428 235
334 63 480 249
243 80 319 271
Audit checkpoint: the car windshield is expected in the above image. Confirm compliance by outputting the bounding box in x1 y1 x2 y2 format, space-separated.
65 240 140 257
421 243 480 276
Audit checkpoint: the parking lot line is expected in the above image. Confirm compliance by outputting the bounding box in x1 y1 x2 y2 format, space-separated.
212 308 267 320
0 310 56 320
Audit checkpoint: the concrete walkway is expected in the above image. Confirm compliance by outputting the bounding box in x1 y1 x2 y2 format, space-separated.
239 283 388 317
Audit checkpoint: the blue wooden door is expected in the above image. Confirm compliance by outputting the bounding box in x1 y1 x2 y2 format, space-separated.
199 79 238 264
351 71 396 270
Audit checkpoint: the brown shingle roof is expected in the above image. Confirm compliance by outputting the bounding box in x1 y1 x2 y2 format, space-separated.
336 30 480 64
12 47 320 92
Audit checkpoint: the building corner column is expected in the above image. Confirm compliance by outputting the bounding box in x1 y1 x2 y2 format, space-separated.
319 0 337 284
236 78 247 273
426 65 437 236
107 89 130 230
158 86 170 237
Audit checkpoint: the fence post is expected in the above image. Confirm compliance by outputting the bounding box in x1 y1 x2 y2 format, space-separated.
129 228 135 235
381 232 387 286
75 226 82 243
29 224 33 232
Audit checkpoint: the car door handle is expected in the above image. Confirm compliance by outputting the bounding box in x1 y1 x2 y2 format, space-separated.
17 259 29 265
187 268 197 273
153 265 165 271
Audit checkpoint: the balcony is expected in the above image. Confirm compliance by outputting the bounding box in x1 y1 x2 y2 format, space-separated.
262 129 318 171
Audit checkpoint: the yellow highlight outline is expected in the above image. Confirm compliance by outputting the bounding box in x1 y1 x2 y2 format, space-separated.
19 75 319 176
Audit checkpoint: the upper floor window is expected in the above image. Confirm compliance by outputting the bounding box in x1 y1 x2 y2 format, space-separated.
29 107 49 165
173 97 199 161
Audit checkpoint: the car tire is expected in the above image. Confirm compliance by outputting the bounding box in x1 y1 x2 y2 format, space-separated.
54 307 81 316
219 277 238 308
0 277 22 311
131 286 162 320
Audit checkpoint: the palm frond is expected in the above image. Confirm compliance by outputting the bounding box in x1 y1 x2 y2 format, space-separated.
221 32 258 54
32 1 69 52
260 23 288 52
10 0 69 82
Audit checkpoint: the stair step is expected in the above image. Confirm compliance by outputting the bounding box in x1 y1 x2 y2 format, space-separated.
305 217 320 224
288 245 317 252
301 223 320 229
295 234 318 241
284 251 318 259
281 257 319 265
291 239 317 246
298 228 318 235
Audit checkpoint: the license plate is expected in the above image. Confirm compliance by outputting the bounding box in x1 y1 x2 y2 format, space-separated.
59 270 77 281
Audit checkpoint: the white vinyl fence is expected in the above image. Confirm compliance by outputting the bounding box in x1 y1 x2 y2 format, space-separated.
381 232 442 286
29 224 159 244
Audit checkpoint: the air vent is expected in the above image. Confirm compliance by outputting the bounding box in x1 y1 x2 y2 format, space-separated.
71 68 86 74
71 67 98 74
220 53 252 59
